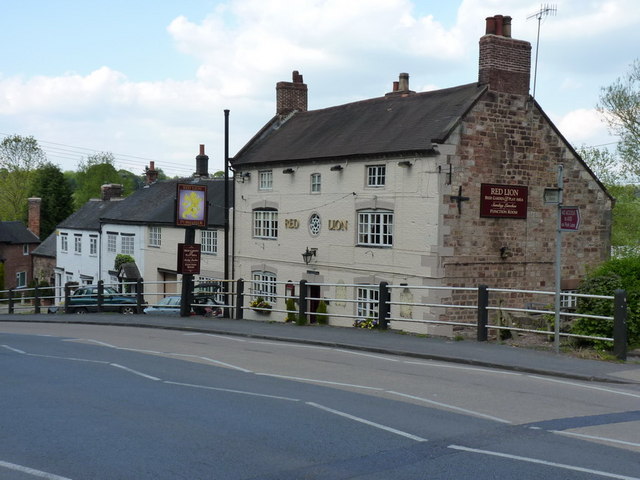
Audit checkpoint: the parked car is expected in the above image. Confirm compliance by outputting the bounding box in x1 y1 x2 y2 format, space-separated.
144 294 223 316
143 295 181 315
65 286 142 314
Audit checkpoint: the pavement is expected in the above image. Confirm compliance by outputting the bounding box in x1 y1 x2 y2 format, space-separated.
2 312 640 385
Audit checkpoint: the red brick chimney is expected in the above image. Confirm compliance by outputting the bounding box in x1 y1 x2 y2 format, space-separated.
145 161 159 184
276 70 308 116
101 184 124 201
479 15 531 96
27 197 41 239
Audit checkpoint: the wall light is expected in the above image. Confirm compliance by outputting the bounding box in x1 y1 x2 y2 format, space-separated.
282 168 295 174
302 247 316 264
330 165 343 171
398 160 413 167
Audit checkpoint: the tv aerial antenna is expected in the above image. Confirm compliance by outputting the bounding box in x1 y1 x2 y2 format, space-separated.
528 4 557 100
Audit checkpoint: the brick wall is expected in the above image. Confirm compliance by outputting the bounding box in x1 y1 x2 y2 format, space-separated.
440 90 612 323
276 70 308 116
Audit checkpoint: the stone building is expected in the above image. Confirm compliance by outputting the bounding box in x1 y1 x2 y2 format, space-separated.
229 14 612 333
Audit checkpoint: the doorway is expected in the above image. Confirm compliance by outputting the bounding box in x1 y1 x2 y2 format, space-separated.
308 285 321 324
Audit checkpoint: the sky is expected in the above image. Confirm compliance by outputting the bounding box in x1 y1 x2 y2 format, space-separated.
1 0 638 178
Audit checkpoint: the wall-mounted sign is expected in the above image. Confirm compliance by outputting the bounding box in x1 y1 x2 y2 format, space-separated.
560 206 581 231
328 220 348 231
177 243 201 274
176 183 208 227
284 219 300 229
480 183 528 219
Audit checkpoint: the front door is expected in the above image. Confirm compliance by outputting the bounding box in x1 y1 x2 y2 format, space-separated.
308 285 321 324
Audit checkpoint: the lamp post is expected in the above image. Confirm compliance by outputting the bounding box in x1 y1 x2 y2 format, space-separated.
302 247 316 265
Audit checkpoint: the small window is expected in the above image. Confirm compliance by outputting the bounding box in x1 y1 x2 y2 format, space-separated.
357 286 379 319
259 170 273 190
357 210 393 247
252 271 277 303
121 234 135 255
16 271 27 288
107 232 117 253
74 234 82 254
560 290 578 309
253 209 278 239
60 233 68 253
23 244 29 256
201 230 218 254
89 236 98 256
311 173 321 193
309 213 321 236
367 164 386 187
149 226 161 247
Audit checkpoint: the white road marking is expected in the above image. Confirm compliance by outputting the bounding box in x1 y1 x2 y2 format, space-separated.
527 375 640 399
0 460 73 480
110 363 161 381
335 349 400 361
183 333 247 342
404 360 523 375
387 390 512 424
2 344 25 354
167 352 253 373
164 381 300 401
306 402 428 442
255 373 384 391
448 444 640 480
552 430 640 449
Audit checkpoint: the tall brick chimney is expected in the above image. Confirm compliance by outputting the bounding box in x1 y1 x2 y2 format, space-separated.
27 197 41 239
101 183 124 201
145 161 159 184
478 15 531 96
276 70 308 116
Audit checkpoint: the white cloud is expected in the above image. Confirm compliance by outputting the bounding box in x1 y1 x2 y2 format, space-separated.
556 108 616 147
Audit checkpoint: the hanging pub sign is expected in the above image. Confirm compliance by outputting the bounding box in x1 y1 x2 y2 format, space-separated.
176 183 208 227
177 243 201 274
480 183 528 219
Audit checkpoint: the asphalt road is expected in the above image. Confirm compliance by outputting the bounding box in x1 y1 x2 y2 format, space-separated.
1 323 639 479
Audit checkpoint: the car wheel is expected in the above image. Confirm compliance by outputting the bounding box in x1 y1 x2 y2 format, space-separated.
121 306 136 315
74 308 88 314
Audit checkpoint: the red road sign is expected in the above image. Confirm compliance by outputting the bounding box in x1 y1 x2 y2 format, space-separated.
560 206 581 231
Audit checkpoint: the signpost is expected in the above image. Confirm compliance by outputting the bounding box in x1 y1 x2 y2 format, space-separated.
560 206 580 231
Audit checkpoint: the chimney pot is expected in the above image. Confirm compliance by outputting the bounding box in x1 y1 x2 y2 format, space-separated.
399 72 410 91
494 15 504 36
485 16 496 35
502 16 512 37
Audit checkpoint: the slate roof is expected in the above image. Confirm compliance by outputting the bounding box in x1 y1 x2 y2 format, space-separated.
57 199 122 230
232 83 487 166
0 221 40 244
32 232 56 257
100 177 233 227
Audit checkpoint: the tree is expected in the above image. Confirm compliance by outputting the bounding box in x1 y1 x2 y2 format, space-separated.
73 152 121 208
29 163 74 239
598 59 640 176
0 135 46 221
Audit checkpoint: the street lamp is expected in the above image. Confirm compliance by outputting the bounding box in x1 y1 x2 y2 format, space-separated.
302 247 316 265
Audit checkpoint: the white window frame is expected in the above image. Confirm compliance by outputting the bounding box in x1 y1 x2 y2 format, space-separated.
310 173 321 193
148 226 161 247
366 164 386 187
357 286 379 319
23 244 29 255
201 229 218 255
252 271 277 303
16 271 27 288
107 232 117 253
74 234 82 254
357 210 393 247
253 209 278 239
560 290 578 309
259 170 273 190
120 234 135 255
60 233 68 253
89 236 98 256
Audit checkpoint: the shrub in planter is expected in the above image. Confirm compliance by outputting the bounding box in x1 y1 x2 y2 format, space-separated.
285 297 297 322
316 300 328 325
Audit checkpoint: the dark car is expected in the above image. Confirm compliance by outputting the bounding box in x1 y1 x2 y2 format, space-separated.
66 286 141 314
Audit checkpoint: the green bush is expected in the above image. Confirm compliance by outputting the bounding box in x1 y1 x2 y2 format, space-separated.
572 255 640 348
285 297 297 322
316 300 328 325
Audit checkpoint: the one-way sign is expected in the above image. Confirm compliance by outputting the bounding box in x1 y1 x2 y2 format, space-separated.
560 206 581 231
